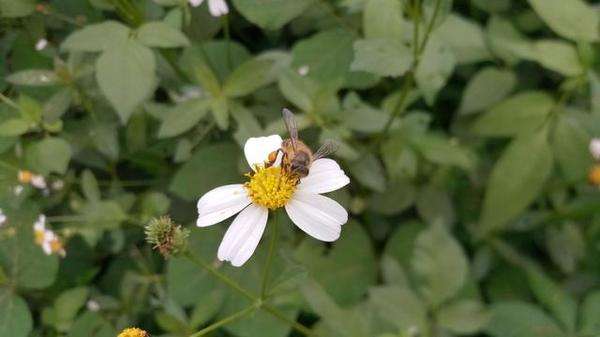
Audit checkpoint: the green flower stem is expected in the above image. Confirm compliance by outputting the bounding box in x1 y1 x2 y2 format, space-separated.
378 0 442 142
261 210 279 298
188 305 256 337
183 251 318 337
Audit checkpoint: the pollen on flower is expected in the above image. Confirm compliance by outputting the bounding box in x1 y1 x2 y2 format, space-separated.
589 164 600 186
245 166 298 209
118 327 149 337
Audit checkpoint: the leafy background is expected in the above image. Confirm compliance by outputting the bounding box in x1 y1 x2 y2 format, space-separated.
1 0 600 336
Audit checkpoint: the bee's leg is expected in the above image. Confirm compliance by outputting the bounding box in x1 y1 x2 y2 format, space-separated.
266 149 283 167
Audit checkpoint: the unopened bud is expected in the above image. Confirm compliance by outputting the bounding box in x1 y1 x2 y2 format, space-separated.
145 216 189 258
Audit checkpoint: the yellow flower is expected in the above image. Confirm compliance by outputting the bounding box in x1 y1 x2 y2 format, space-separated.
118 327 149 337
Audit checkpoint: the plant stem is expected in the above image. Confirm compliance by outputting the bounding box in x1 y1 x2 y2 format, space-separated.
0 92 19 110
261 210 279 298
262 304 316 336
189 305 256 337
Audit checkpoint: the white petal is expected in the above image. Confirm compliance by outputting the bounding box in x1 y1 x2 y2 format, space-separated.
208 0 228 16
189 0 204 7
590 138 600 160
285 191 348 242
244 134 282 170
217 204 268 267
196 184 251 227
297 158 350 194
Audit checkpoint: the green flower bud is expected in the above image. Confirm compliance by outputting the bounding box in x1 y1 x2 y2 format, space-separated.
145 216 189 258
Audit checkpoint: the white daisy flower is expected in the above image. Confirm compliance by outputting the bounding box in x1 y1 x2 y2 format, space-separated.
189 0 229 17
0 208 6 227
33 214 66 257
31 174 47 189
196 134 350 267
590 138 600 161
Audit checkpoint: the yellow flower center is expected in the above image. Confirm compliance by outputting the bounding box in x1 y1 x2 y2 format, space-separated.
245 166 298 210
118 328 149 337
34 228 45 245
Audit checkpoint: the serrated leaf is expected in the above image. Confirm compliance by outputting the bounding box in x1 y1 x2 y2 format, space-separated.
96 40 156 123
479 130 553 235
137 21 190 48
224 52 289 97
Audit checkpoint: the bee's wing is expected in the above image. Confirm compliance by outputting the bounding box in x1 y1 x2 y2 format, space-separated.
282 108 298 150
314 140 339 160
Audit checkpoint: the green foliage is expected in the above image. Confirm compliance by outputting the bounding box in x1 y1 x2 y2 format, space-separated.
1 0 599 337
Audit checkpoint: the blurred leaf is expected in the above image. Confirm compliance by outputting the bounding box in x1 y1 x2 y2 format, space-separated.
526 0 599 42
479 130 553 235
91 124 119 161
232 0 312 30
411 133 475 171
0 289 32 337
295 223 376 306
67 312 116 337
170 142 241 201
158 98 210 138
545 223 585 274
25 137 72 175
0 119 30 136
81 170 101 202
485 302 564 337
532 40 583 77
364 0 407 40
368 179 416 215
471 91 554 137
342 92 387 133
0 216 59 289
210 95 229 130
278 69 317 112
351 38 413 77
43 287 89 332
437 14 491 64
137 21 190 48
438 300 490 334
525 267 576 332
62 21 130 52
348 153 386 192
459 67 516 115
411 223 468 307
7 70 61 86
369 285 428 333
415 36 456 105
580 291 600 335
80 201 127 229
486 16 535 63
43 88 72 123
0 0 34 17
96 40 156 123
224 52 289 97
416 183 455 227
552 113 592 182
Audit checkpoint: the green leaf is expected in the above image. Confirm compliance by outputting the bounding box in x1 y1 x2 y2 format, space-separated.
223 52 289 97
0 289 32 337
158 98 210 138
291 29 354 88
471 92 554 137
415 184 455 227
137 21 190 48
525 267 577 332
43 88 72 123
0 0 35 18
369 286 428 333
526 0 599 42
25 137 72 175
415 36 456 105
351 38 413 77
553 113 592 182
479 130 553 234
580 291 600 335
410 133 475 171
295 223 377 306
364 0 407 40
368 179 416 215
0 213 59 289
79 200 127 229
6 70 60 86
438 300 490 334
43 287 89 332
436 14 491 64
96 40 156 123
67 312 116 337
545 223 585 274
411 223 469 307
486 16 535 63
348 153 386 192
532 40 584 77
459 67 516 115
169 142 241 201
277 69 317 112
81 170 101 202
62 21 130 52
232 0 312 30
486 302 564 337
0 119 30 136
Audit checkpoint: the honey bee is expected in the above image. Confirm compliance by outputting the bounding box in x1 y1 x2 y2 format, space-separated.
267 108 337 178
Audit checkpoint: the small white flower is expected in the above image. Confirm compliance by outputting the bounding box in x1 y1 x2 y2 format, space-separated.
31 175 47 189
35 38 48 51
51 180 64 191
189 0 229 17
13 185 24 196
298 65 310 76
86 300 101 312
590 138 600 161
196 134 350 267
0 209 6 227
